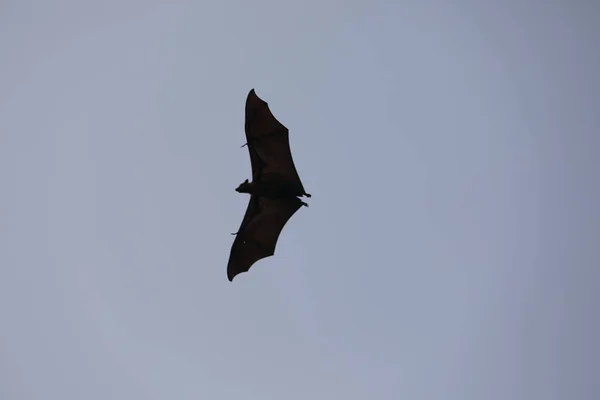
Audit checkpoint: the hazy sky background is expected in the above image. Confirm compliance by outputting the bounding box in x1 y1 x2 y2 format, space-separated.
1 1 599 399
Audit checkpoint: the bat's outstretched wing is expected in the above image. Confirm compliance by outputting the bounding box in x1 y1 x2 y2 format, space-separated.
244 89 307 194
227 195 304 281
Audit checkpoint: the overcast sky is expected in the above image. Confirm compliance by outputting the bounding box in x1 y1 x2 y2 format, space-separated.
1 1 599 399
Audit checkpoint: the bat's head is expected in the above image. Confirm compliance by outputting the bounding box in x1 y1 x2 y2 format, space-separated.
235 179 251 193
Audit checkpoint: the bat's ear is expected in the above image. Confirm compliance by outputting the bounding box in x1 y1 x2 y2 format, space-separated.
244 179 249 183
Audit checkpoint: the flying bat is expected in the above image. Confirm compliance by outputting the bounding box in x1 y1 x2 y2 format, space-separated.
227 89 311 282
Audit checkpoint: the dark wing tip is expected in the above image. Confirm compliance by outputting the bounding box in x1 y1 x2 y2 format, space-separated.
227 267 240 282
246 88 267 108
227 261 241 281
246 89 257 107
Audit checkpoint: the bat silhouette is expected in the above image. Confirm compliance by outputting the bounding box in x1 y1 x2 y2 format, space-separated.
227 89 311 282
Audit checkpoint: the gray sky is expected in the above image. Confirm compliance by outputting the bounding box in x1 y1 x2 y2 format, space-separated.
1 1 599 399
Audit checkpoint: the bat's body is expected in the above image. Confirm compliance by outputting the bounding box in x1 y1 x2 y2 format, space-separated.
236 177 308 202
227 89 311 282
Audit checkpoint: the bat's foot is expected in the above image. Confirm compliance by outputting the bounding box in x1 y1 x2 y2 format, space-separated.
304 193 312 198
300 201 309 207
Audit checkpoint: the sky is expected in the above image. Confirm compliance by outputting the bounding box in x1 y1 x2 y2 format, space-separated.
1 1 599 399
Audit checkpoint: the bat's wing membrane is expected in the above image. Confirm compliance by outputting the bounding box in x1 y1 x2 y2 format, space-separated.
227 195 304 281
244 89 307 194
